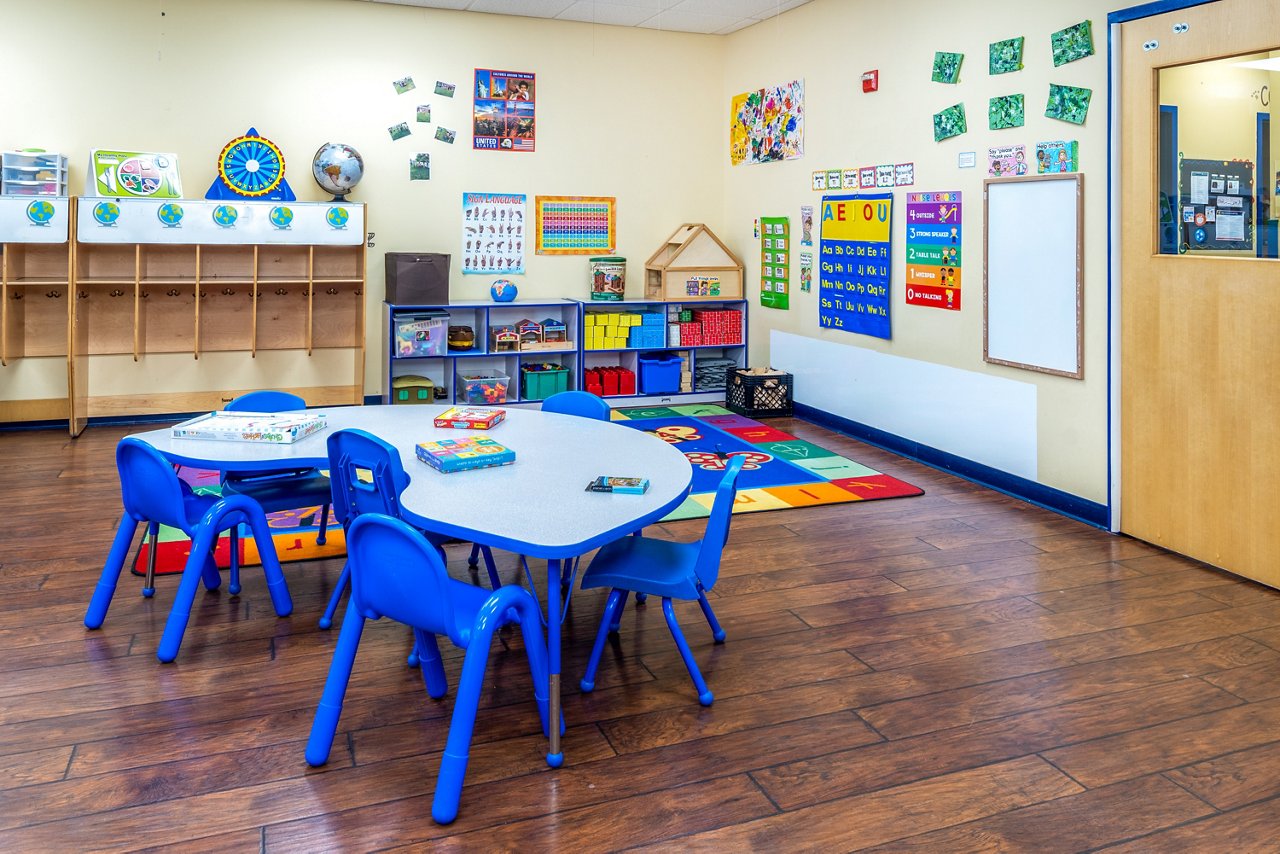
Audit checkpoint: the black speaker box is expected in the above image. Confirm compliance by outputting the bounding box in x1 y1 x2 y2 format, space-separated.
384 252 450 304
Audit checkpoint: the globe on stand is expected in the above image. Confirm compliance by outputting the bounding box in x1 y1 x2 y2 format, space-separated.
490 279 518 302
312 143 364 201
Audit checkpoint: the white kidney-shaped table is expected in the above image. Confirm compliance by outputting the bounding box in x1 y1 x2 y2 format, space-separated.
132 404 692 766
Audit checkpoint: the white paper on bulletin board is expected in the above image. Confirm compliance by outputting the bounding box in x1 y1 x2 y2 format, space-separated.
983 174 1083 379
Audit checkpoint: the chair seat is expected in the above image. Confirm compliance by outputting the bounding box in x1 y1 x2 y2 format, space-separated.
221 470 332 513
580 535 703 600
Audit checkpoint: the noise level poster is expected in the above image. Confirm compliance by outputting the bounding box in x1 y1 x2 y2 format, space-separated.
819 193 893 339
905 191 962 311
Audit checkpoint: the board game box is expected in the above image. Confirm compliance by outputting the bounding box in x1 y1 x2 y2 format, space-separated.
171 411 327 444
432 406 506 430
415 436 515 473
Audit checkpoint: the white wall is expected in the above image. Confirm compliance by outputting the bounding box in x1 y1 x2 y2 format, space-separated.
722 0 1114 503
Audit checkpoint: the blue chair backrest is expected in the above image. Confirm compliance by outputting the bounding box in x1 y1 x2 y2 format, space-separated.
225 390 306 413
346 513 463 644
327 429 411 526
541 390 610 421
116 437 190 530
692 455 746 590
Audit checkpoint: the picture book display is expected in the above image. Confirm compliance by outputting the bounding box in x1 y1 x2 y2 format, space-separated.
415 436 515 473
171 411 327 444
433 407 506 430
586 476 650 494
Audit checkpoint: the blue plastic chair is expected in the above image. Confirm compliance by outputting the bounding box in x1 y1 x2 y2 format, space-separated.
319 429 502 632
467 390 611 575
306 513 550 824
579 455 745 705
216 391 332 597
84 437 293 662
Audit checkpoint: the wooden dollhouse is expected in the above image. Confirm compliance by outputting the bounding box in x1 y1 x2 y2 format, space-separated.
644 223 744 301
490 325 520 352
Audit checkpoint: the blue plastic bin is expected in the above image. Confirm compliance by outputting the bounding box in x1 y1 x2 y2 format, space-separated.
638 352 684 394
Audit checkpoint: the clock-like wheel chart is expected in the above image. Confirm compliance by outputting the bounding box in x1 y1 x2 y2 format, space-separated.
217 135 285 197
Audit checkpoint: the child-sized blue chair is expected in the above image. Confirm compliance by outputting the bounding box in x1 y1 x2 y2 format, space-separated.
84 437 293 662
306 513 551 825
321 429 501 633
579 455 745 706
218 391 332 595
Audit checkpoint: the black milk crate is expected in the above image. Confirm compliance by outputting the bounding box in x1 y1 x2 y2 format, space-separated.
725 368 793 418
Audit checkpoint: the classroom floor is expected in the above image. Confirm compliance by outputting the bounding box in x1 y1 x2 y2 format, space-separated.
2 417 1280 851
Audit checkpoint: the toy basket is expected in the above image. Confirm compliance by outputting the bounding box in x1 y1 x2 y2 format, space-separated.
725 368 793 418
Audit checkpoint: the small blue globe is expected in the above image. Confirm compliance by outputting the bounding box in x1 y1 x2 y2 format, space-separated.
269 206 294 229
93 202 121 225
490 278 518 302
157 203 184 226
26 201 55 225
212 205 238 227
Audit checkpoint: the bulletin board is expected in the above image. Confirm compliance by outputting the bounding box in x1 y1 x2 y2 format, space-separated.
983 174 1083 379
1177 158 1253 252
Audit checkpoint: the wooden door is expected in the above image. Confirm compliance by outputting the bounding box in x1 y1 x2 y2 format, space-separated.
1120 0 1280 583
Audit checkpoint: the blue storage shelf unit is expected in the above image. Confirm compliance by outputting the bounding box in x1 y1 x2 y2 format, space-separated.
577 298 747 405
384 298 580 406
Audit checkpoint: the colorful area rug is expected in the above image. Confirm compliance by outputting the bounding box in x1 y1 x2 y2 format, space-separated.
610 404 923 521
131 466 343 576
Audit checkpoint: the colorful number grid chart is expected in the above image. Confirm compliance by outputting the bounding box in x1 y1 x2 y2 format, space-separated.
535 195 616 254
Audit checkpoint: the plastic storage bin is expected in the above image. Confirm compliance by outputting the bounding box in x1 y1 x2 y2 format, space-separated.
394 311 449 358
725 368 793 418
520 363 569 400
458 372 510 404
638 352 684 395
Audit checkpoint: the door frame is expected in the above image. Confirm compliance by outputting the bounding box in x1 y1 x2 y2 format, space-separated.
1106 0 1222 533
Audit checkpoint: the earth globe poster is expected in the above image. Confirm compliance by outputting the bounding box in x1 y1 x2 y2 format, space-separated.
473 69 535 152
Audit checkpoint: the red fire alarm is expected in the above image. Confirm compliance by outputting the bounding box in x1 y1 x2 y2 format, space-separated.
862 70 879 92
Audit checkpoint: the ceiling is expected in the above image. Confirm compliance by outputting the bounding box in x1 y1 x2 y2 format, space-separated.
358 0 816 35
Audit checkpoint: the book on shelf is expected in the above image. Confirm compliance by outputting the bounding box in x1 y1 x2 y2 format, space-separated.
432 406 506 430
585 476 650 494
171 411 327 444
415 436 515 473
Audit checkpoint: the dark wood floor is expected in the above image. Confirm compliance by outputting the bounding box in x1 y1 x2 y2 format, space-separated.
3 417 1280 851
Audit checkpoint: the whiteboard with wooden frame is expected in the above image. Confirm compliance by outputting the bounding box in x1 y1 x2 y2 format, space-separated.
983 173 1084 379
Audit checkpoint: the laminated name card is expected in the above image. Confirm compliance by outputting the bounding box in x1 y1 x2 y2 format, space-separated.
171 411 328 444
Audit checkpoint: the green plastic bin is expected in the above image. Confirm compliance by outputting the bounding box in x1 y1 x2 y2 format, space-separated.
520 364 569 401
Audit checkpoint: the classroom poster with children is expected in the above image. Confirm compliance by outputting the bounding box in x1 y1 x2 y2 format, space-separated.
473 69 536 152
819 193 893 339
905 191 962 311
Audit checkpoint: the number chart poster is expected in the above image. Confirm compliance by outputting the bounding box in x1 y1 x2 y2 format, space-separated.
534 195 616 254
905 191 962 311
819 193 893 338
760 216 790 310
473 69 536 152
461 192 525 274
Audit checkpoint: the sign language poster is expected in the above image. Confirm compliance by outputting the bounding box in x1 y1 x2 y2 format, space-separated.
473 69 535 152
905 191 962 311
819 193 893 339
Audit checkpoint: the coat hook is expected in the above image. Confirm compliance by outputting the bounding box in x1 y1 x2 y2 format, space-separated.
166 289 181 297
110 289 124 297
141 291 150 299
326 287 339 295
9 291 22 300
46 290 62 299
354 288 363 296
78 291 88 300
222 288 236 296
275 288 288 296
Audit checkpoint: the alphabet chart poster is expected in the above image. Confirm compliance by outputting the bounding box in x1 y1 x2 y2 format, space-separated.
905 191 962 311
760 216 790 310
819 193 893 339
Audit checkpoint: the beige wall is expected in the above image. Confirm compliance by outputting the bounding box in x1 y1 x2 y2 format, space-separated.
722 0 1115 502
0 0 727 401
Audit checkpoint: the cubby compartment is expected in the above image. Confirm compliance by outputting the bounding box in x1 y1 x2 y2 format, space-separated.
2 285 66 359
76 243 136 284
258 245 310 282
139 284 197 354
256 283 309 351
311 281 363 350
79 284 135 356
198 287 255 352
313 245 363 282
199 245 254 283
3 244 70 284
140 244 198 284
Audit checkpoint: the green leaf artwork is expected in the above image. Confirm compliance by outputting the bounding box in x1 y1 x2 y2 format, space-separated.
1051 20 1094 66
933 103 968 142
1045 83 1092 125
932 51 964 84
989 37 1024 74
989 94 1025 130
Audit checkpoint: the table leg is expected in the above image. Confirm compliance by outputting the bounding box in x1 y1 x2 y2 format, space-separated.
545 557 564 768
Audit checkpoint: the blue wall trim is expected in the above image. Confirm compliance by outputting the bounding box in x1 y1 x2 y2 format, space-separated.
1108 0 1218 25
795 402 1109 529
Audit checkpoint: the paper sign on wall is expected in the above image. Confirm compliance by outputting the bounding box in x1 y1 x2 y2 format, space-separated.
905 191 962 311
760 216 790 310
